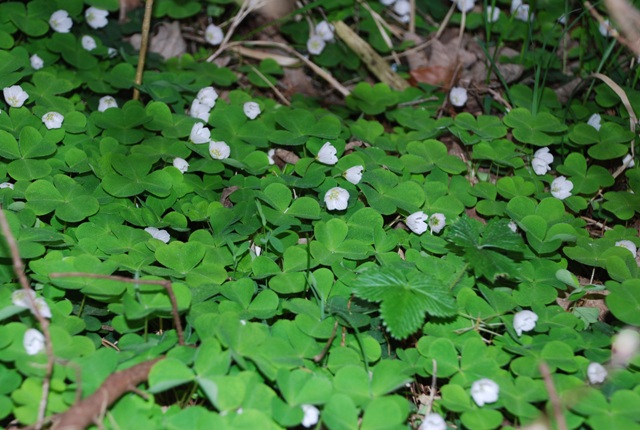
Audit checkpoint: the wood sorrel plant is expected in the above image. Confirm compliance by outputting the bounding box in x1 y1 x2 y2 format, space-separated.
0 0 639 429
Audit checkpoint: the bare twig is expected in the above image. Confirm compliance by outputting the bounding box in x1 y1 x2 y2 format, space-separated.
49 272 185 346
0 206 54 430
539 361 568 430
248 64 291 106
133 0 154 101
313 320 339 362
604 0 640 56
426 359 438 415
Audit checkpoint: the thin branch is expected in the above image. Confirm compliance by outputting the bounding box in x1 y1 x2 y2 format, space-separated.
539 361 567 430
49 272 185 346
0 206 54 430
133 0 155 101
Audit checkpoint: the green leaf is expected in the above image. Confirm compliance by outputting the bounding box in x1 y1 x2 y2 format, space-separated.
607 280 640 325
25 175 99 222
353 266 456 339
148 358 195 393
323 394 359 430
155 241 205 276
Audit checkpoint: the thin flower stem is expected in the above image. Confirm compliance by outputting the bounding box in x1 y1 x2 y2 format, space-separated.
133 0 155 101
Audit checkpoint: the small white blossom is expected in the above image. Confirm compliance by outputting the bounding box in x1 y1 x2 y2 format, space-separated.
393 0 411 15
196 86 218 109
487 6 500 22
449 86 468 107
250 242 262 257
145 227 170 243
315 21 335 42
558 13 568 24
508 220 518 233
406 211 429 235
98 96 118 112
429 213 446 234
173 157 189 173
190 99 211 122
12 290 36 309
209 141 231 160
511 0 533 21
623 153 635 168
470 378 499 407
33 298 52 318
0 182 14 190
107 47 118 58
453 0 475 13
243 102 261 120
42 112 64 129
599 19 612 37
612 329 640 366
380 0 396 5
82 35 97 51
343 165 364 185
30 54 44 70
615 240 637 256
587 113 602 131
513 310 538 336
550 176 573 200
190 122 211 144
419 413 446 430
24 329 45 355
324 187 349 211
587 362 608 384
3 85 29 108
205 24 224 45
531 147 554 175
267 149 276 165
85 7 109 29
307 35 326 55
50 10 73 33
301 404 320 428
317 142 338 165
397 13 411 23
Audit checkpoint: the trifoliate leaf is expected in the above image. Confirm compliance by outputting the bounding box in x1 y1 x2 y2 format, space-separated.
353 267 456 339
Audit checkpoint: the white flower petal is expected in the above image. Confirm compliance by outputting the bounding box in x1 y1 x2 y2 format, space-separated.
470 378 499 407
307 35 326 55
587 113 601 131
82 35 97 51
343 165 364 185
12 289 36 308
3 85 29 108
0 182 14 190
315 21 335 42
393 0 411 15
623 153 635 168
145 227 171 243
324 187 349 211
173 157 189 173
209 141 231 160
190 122 211 144
42 112 64 129
612 329 640 366
513 310 538 336
531 158 551 175
196 86 218 109
85 7 109 29
599 19 612 37
50 10 73 33
486 6 500 22
205 24 224 45
407 211 429 235
34 298 52 319
301 404 320 428
550 176 573 200
453 0 475 13
429 213 446 234
419 413 446 430
449 86 468 107
587 362 608 384
24 329 45 355
317 142 338 165
615 240 637 256
190 99 211 122
98 96 118 112
30 54 44 70
243 102 261 120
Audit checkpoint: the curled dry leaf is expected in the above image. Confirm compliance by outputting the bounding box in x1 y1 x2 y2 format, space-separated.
220 186 240 208
130 21 187 60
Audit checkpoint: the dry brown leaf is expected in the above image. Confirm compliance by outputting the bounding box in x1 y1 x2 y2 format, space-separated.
119 0 142 22
130 21 187 60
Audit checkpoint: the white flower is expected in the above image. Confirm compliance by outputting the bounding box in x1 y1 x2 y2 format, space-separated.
209 141 231 160
30 54 44 70
406 211 429 235
0 182 14 190
550 176 573 200
615 240 637 256
107 47 118 58
250 242 262 257
449 86 468 107
243 102 261 120
343 165 364 185
173 157 189 173
307 35 326 55
85 7 109 29
380 0 396 5
419 413 446 430
511 0 533 21
145 227 170 243
393 0 411 16
324 187 349 211
487 6 500 22
98 96 118 112
317 142 338 165
429 213 446 234
470 378 499 407
513 310 538 336
42 112 64 129
397 13 411 23
612 329 640 366
190 99 211 122
50 10 73 33
33 298 52 318
12 289 36 309
82 35 97 51
599 19 611 37
587 362 608 384
587 113 601 131
315 21 335 42
508 220 518 233
301 404 320 428
453 0 475 13
267 149 276 165
3 85 29 108
205 24 224 45
531 147 553 175
196 86 218 109
190 122 211 144
623 153 635 168
24 329 45 355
